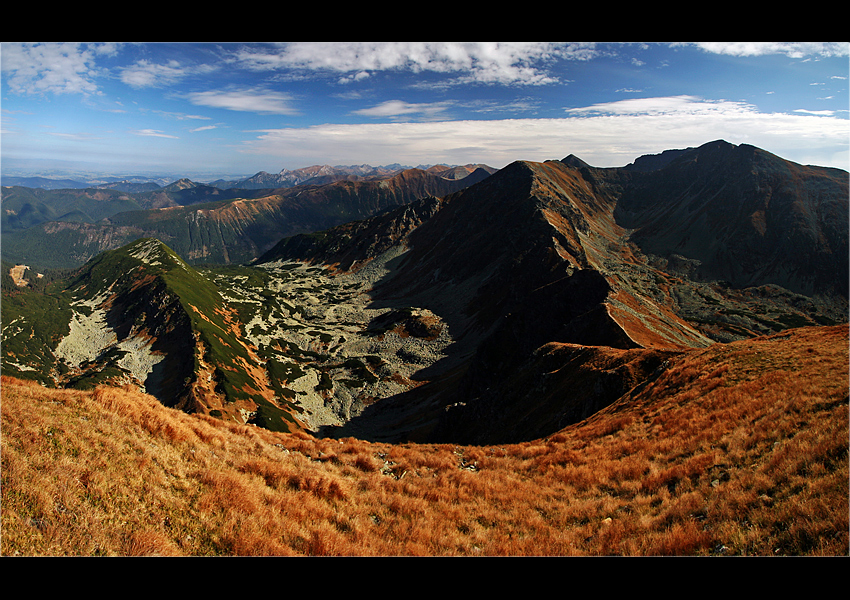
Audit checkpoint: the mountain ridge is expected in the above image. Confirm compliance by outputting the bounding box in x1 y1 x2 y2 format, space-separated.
3 140 847 445
250 140 847 442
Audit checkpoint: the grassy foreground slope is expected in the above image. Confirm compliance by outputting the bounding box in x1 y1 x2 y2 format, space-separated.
2 324 847 556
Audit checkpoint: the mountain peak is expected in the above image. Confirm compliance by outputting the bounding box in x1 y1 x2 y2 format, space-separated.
163 178 199 191
560 154 593 169
64 238 214 322
125 237 182 268
50 237 295 428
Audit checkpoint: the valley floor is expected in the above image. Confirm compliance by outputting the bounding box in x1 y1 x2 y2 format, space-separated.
2 325 847 556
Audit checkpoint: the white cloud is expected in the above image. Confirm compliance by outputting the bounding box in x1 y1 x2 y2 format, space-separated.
677 42 850 58
187 88 300 115
121 60 183 88
564 95 762 117
238 97 850 171
1 42 118 95
151 110 212 121
338 71 372 84
46 131 103 141
234 42 599 85
352 99 453 119
794 109 836 116
119 58 220 88
131 129 179 139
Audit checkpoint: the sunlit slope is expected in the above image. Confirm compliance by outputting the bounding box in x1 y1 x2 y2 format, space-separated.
2 324 846 556
2 238 308 433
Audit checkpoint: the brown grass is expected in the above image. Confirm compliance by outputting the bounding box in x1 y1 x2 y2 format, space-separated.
2 325 847 556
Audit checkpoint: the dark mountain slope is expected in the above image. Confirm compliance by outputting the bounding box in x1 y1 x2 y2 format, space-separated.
256 195 445 272
611 140 849 298
366 159 709 352
260 141 847 443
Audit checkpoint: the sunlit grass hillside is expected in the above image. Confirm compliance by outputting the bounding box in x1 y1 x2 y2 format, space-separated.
2 325 847 556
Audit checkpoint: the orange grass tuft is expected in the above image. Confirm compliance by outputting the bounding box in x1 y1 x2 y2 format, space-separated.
2 325 847 556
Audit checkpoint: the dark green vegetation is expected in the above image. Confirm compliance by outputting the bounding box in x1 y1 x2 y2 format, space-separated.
1 240 298 432
1 262 74 384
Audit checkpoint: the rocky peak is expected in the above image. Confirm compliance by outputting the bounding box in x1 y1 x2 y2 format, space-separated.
613 140 849 297
560 154 592 169
163 178 199 191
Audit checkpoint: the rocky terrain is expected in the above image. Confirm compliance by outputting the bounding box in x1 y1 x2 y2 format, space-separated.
2 140 847 445
209 247 456 431
252 140 848 443
1 238 460 435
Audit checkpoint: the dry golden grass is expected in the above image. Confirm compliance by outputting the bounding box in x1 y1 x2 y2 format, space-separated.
2 325 847 556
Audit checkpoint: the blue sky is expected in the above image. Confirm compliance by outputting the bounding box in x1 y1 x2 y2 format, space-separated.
2 42 848 180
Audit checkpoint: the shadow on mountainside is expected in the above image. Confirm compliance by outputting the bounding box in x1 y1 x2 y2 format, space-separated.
311 243 490 442
314 239 646 444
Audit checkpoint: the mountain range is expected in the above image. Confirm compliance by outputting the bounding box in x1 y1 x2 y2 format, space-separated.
208 163 493 190
2 139 847 445
0 162 488 192
1 165 494 269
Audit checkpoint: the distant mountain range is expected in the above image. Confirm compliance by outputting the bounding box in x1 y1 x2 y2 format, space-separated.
1 162 490 191
1 166 495 269
2 175 174 191
2 140 847 445
207 163 494 190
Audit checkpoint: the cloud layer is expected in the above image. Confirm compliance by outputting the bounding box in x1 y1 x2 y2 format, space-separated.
2 42 848 173
683 42 849 58
7 42 845 96
187 88 300 115
1 42 118 95
243 96 850 169
233 42 598 85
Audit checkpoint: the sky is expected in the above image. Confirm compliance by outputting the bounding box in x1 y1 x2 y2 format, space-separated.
2 42 849 181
